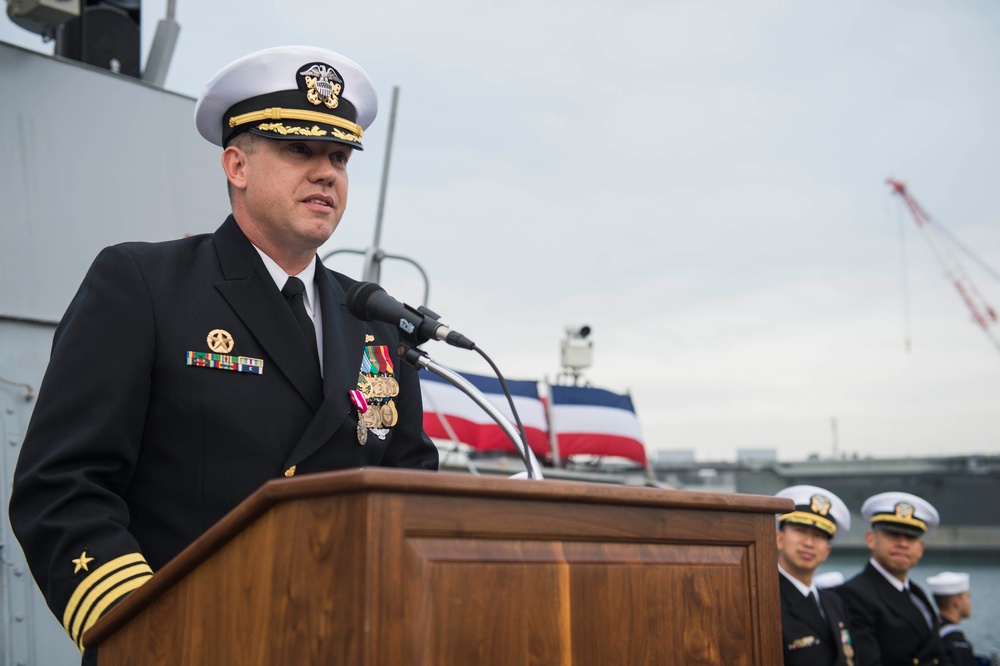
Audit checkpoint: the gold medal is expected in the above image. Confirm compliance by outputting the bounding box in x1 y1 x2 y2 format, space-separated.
380 400 398 427
361 407 381 428
357 374 374 399
371 376 388 398
385 377 400 397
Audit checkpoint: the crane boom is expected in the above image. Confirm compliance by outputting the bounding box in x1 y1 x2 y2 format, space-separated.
887 178 1000 352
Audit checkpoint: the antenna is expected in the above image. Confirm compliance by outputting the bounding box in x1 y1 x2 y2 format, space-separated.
322 86 431 306
142 0 180 88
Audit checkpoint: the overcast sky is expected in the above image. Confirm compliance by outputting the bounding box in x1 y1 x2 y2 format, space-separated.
4 1 999 462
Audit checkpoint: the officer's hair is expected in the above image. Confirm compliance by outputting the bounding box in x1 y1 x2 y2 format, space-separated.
226 132 261 204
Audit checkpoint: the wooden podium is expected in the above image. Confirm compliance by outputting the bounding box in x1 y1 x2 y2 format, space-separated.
84 469 791 665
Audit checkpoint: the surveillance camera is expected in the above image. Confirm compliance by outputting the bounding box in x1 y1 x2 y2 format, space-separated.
566 325 591 339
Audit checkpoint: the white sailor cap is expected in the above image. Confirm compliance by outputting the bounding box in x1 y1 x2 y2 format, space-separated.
194 46 378 149
775 485 850 542
813 571 846 589
926 571 970 596
861 491 939 536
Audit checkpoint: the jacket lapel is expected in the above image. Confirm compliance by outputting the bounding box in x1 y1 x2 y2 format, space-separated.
907 582 938 631
866 564 930 638
280 266 366 470
211 216 324 410
318 267 365 399
780 576 826 632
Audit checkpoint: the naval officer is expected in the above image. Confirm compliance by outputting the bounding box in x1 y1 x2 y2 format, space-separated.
8 45 439 661
836 492 952 666
774 485 857 666
927 571 977 666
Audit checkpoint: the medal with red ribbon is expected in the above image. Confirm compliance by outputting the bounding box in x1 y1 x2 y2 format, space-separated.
353 344 398 444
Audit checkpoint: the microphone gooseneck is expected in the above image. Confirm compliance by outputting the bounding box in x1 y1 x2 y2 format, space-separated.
346 282 475 350
347 282 539 478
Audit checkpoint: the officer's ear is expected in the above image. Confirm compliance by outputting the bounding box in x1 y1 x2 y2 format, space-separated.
222 144 250 192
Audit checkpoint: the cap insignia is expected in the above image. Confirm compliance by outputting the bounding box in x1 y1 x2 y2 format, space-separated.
895 502 915 520
810 494 832 516
299 64 343 110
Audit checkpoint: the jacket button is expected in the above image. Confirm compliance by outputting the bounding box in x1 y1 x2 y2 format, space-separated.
284 466 296 477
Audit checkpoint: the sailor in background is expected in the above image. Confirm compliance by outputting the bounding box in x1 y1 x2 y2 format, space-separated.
775 485 856 666
836 492 952 666
926 571 977 666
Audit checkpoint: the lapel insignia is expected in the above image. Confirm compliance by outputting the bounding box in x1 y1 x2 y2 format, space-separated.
365 334 375 343
356 345 398 443
186 329 264 374
207 329 234 353
72 550 95 574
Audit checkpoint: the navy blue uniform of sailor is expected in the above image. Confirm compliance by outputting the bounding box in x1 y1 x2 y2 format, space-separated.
939 624 977 666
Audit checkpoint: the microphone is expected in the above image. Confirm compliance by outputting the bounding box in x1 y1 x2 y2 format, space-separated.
346 282 475 350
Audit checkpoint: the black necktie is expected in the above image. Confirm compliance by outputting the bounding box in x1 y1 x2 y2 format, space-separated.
282 276 320 367
905 587 934 629
807 591 825 619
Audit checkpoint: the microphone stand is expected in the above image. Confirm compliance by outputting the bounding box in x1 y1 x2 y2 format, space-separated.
398 344 545 480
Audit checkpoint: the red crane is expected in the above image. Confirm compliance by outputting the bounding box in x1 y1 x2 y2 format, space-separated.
887 178 1000 353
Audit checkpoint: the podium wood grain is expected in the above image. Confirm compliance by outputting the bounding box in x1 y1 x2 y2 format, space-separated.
86 469 790 665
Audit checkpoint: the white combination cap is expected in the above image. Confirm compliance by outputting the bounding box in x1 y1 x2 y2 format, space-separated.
775 485 851 542
861 491 939 536
194 45 378 149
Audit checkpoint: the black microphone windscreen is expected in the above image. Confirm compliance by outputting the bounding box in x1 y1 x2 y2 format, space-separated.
346 282 385 321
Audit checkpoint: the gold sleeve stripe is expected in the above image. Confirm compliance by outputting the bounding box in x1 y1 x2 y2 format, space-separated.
63 553 148 631
76 575 151 650
228 106 364 138
68 565 152 648
778 511 837 537
62 553 152 645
